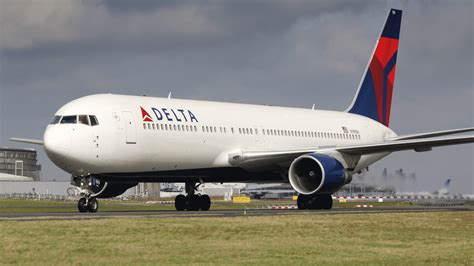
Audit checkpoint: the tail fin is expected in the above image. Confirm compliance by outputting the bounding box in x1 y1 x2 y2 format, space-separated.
443 179 451 189
347 9 402 127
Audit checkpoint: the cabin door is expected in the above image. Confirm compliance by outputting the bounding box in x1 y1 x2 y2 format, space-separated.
122 111 137 144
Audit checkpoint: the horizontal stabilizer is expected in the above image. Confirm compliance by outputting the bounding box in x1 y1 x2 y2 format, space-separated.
9 138 44 145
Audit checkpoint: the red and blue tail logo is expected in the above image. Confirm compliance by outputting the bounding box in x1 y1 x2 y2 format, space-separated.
347 9 402 127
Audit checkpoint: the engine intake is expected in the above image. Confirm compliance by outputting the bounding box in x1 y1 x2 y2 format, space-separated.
289 153 348 194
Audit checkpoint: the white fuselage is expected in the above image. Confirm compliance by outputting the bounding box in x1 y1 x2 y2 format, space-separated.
43 94 396 181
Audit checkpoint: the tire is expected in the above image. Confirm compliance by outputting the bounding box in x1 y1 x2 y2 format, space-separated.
87 198 99 213
78 198 88 213
175 195 186 211
321 195 333 210
297 194 308 210
200 194 211 211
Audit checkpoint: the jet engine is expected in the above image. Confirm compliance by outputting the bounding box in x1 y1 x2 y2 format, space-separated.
288 153 349 194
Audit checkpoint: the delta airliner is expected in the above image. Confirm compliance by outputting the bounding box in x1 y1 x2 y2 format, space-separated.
11 9 474 212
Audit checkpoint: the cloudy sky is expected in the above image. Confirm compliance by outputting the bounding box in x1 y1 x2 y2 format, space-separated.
0 0 472 193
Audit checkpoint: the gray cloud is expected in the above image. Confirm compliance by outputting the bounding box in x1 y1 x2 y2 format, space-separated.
1 0 472 193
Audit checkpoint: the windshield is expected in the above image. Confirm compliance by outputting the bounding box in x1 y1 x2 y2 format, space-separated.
49 116 62 124
60 115 77 124
78 115 89 125
89 115 99 126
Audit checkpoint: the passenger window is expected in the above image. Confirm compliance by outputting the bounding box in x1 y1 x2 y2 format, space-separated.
50 115 62 124
90 116 99 126
61 115 77 124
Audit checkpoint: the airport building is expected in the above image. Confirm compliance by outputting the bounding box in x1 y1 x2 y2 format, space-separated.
0 147 42 181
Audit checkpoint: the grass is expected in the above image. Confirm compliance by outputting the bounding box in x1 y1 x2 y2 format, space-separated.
0 211 473 265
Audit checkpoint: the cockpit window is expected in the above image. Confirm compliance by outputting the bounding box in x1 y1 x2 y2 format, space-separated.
78 115 89 125
50 116 62 124
89 115 99 126
60 115 77 124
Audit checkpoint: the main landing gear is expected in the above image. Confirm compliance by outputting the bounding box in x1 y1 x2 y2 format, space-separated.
297 194 333 210
77 197 99 213
174 182 211 211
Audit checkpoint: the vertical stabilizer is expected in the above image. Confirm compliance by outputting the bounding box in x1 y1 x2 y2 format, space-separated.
347 9 402 127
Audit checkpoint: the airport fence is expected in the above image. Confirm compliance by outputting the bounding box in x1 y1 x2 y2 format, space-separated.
0 193 73 201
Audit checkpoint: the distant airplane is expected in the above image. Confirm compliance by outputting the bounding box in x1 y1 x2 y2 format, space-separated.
433 179 451 196
11 9 474 212
240 183 296 199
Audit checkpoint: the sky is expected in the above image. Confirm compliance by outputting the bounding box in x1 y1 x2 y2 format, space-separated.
0 0 472 193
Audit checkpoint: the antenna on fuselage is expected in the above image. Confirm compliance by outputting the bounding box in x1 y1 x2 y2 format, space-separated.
168 92 172 99
312 104 315 110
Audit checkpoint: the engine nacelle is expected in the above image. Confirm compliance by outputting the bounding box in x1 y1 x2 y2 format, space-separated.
289 153 348 194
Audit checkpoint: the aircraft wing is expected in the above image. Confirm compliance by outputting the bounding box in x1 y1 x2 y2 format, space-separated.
9 138 44 145
335 135 474 155
390 127 474 140
232 135 474 165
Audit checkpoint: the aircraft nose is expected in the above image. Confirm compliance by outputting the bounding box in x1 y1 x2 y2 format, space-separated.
43 126 72 167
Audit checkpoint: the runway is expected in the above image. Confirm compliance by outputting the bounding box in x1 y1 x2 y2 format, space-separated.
1 206 471 221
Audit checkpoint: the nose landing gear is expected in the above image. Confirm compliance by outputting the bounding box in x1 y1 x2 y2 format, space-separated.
72 175 105 213
174 182 212 211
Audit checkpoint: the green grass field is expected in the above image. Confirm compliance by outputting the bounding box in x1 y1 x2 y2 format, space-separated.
1 211 473 265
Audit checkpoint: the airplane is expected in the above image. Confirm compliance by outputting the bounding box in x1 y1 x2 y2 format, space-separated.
10 8 474 212
240 183 296 199
433 178 451 196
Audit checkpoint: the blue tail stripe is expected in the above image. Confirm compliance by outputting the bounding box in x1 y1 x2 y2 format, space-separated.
382 9 402 39
349 71 379 122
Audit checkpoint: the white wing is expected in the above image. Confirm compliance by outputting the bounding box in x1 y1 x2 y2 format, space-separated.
9 138 44 145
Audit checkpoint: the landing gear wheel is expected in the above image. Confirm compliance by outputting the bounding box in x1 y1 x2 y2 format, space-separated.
321 194 333 210
87 198 99 213
199 194 211 211
308 196 323 210
185 195 200 211
297 194 308 210
78 198 88 213
175 195 186 211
